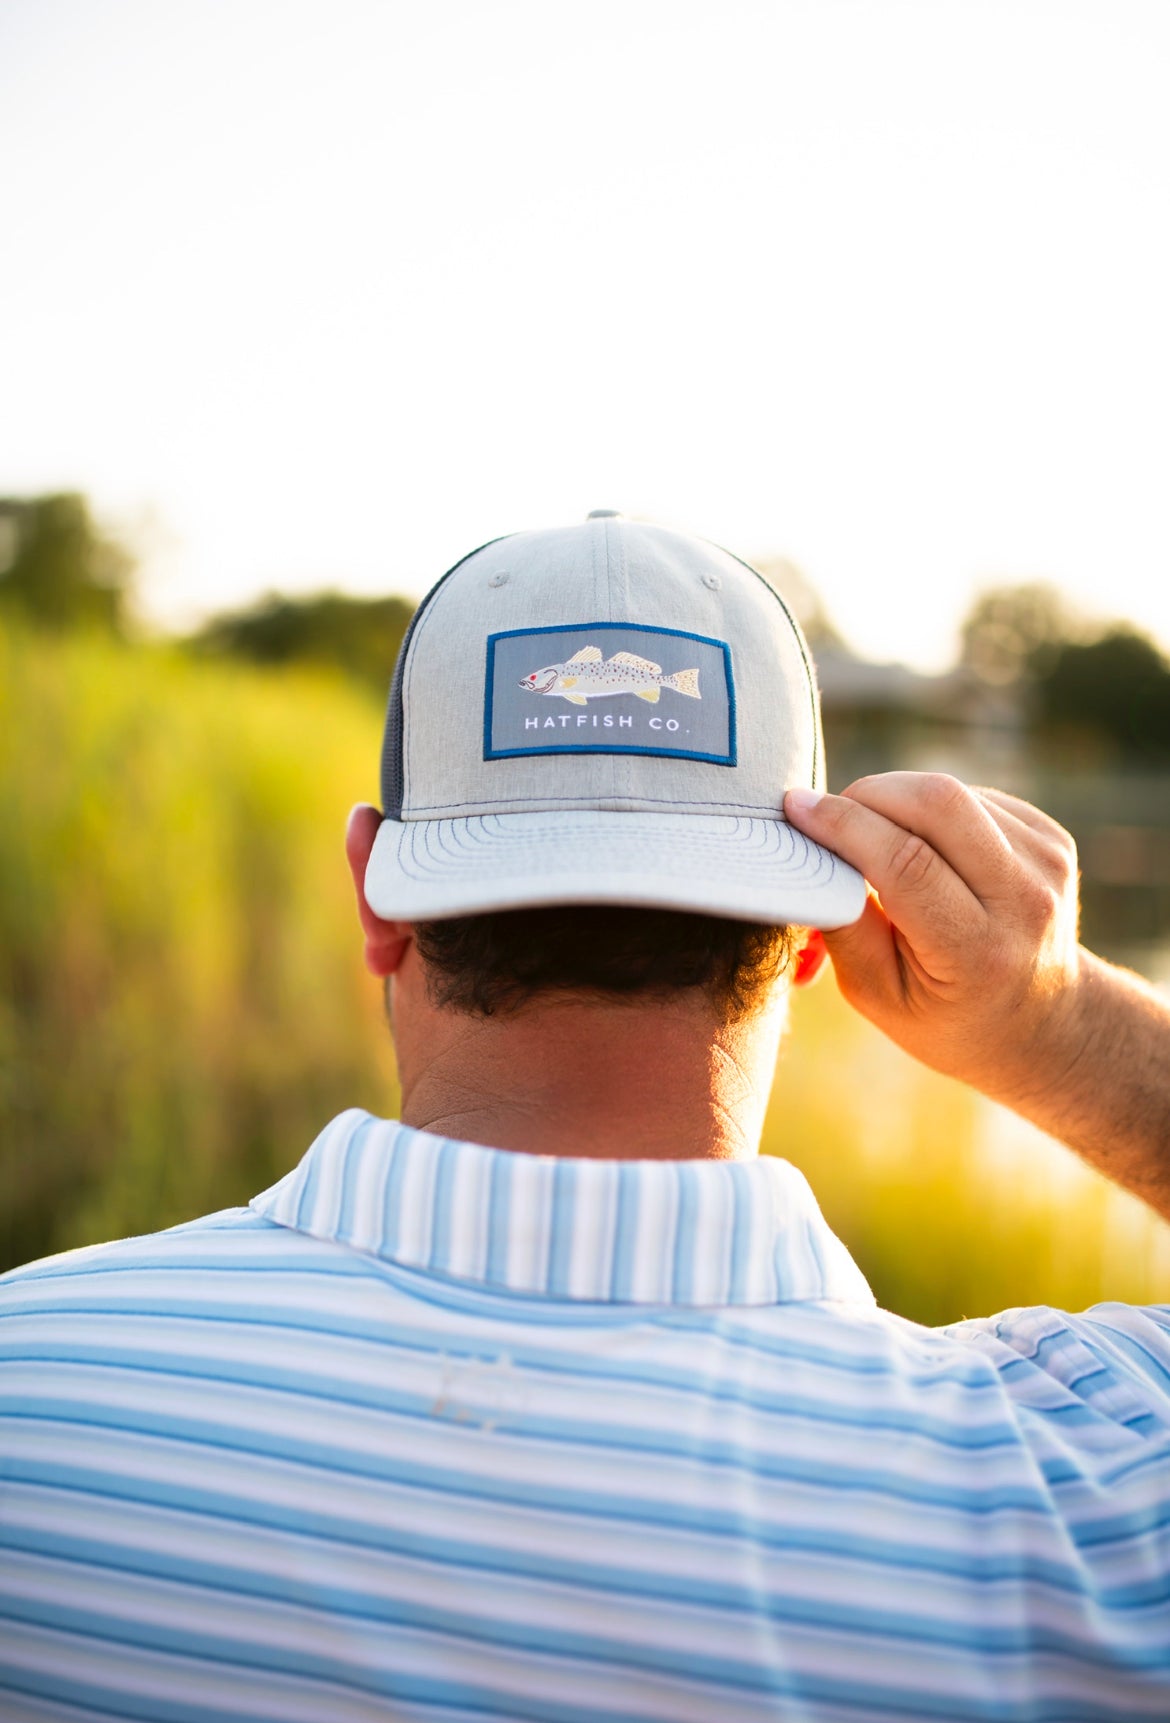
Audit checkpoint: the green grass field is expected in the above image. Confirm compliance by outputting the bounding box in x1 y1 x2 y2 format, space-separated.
2 617 1166 1324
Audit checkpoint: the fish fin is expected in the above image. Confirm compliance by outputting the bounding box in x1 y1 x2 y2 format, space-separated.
559 676 578 688
610 651 661 673
566 646 603 665
662 667 701 699
633 686 660 703
562 693 588 705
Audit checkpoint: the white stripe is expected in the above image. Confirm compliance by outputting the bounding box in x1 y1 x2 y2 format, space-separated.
693 1162 735 1304
505 1157 554 1294
443 1140 488 1280
628 1163 678 1303
345 1119 393 1255
565 1162 617 1298
394 1128 440 1265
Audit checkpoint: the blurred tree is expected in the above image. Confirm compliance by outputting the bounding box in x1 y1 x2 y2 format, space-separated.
192 591 415 698
958 582 1170 764
0 493 134 634
1036 629 1170 763
959 581 1078 686
750 555 845 650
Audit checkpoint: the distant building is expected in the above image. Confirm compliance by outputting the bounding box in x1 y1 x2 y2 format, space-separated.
814 643 1026 788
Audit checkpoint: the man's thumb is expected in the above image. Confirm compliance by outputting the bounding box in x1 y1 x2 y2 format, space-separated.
822 892 901 1026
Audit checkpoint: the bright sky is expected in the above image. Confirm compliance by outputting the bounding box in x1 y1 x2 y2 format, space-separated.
1 0 1167 670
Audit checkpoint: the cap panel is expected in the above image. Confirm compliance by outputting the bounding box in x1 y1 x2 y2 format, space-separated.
399 521 820 820
615 525 821 802
379 534 512 818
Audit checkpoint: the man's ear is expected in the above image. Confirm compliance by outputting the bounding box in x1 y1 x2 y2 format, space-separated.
792 928 828 988
345 804 412 977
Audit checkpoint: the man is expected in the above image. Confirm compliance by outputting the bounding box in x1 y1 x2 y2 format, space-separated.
2 512 1169 1721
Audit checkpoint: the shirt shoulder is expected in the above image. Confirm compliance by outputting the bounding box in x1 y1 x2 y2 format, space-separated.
940 1301 1170 1447
0 1205 305 1295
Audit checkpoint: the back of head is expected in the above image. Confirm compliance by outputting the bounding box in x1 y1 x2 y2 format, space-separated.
414 903 801 1021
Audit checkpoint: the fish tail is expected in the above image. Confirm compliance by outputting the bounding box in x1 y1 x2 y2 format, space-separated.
662 668 701 699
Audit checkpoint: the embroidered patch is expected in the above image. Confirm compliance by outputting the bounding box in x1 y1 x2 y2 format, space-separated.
484 623 736 764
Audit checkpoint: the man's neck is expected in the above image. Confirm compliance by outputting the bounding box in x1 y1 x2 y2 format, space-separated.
390 960 788 1161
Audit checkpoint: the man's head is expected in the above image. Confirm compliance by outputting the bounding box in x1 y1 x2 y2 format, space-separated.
345 516 860 1157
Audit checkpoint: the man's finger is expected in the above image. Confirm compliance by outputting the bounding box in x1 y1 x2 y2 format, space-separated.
973 791 1079 894
836 773 1021 905
973 786 1070 841
785 782 982 976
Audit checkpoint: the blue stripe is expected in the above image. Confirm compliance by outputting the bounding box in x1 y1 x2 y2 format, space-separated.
0 1399 1077 1520
378 1124 410 1257
2 1596 1162 1723
335 1114 373 1240
8 1464 1151 1611
0 1554 784 1695
1084 1321 1170 1395
671 1163 697 1304
0 1328 1036 1450
485 1149 512 1287
293 1135 325 1230
6 1242 1154 1443
727 1163 752 1304
8 1521 1170 1668
16 1465 1169 1625
0 1668 296 1723
0 1590 802 1708
0 1326 1064 1449
0 1627 678 1723
803 1210 828 1292
80 1289 993 1396
545 1160 577 1298
608 1163 639 1300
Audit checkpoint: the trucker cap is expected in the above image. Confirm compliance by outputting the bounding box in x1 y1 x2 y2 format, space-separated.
365 512 866 929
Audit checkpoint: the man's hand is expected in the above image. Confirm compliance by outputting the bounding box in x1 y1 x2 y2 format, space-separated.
784 773 1083 1106
785 773 1170 1219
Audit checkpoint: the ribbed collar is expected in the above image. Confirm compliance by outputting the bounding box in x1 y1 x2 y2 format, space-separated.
251 1109 875 1309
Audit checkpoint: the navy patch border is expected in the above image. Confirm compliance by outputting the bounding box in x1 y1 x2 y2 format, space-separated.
484 621 737 766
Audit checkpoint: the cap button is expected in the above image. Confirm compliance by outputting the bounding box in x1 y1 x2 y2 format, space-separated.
586 508 623 520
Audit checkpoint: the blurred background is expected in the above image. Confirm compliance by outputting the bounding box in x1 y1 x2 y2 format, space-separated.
2 0 1169 1323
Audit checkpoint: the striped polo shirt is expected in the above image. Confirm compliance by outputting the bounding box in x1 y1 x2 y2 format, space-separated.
2 1108 1170 1722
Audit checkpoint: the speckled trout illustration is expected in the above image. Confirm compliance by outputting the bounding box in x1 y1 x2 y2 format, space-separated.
518 646 701 706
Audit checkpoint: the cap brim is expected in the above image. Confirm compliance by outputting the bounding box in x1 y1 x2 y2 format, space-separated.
366 810 867 930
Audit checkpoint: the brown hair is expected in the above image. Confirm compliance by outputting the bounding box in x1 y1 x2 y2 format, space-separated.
412 905 798 1021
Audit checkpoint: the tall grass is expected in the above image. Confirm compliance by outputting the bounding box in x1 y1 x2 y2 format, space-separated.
772 968 1170 1324
2 617 1166 1322
0 620 396 1267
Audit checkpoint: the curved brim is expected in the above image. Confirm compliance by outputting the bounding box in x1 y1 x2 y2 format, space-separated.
366 810 867 930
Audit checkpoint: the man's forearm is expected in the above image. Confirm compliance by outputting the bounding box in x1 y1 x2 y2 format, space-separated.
1017 949 1170 1221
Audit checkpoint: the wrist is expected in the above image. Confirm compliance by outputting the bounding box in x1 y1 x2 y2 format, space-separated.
984 946 1096 1129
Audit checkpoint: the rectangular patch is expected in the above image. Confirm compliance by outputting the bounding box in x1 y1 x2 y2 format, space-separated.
484 623 736 765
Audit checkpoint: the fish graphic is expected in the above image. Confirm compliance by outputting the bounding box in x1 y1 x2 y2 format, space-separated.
518 646 701 706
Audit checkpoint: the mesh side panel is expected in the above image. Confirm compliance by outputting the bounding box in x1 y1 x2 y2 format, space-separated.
380 535 514 818
719 543 823 791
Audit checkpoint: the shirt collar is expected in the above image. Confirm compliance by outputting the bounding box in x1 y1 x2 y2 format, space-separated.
250 1108 875 1309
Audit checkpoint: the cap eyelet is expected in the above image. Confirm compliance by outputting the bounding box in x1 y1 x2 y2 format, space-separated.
488 571 509 588
702 573 721 591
